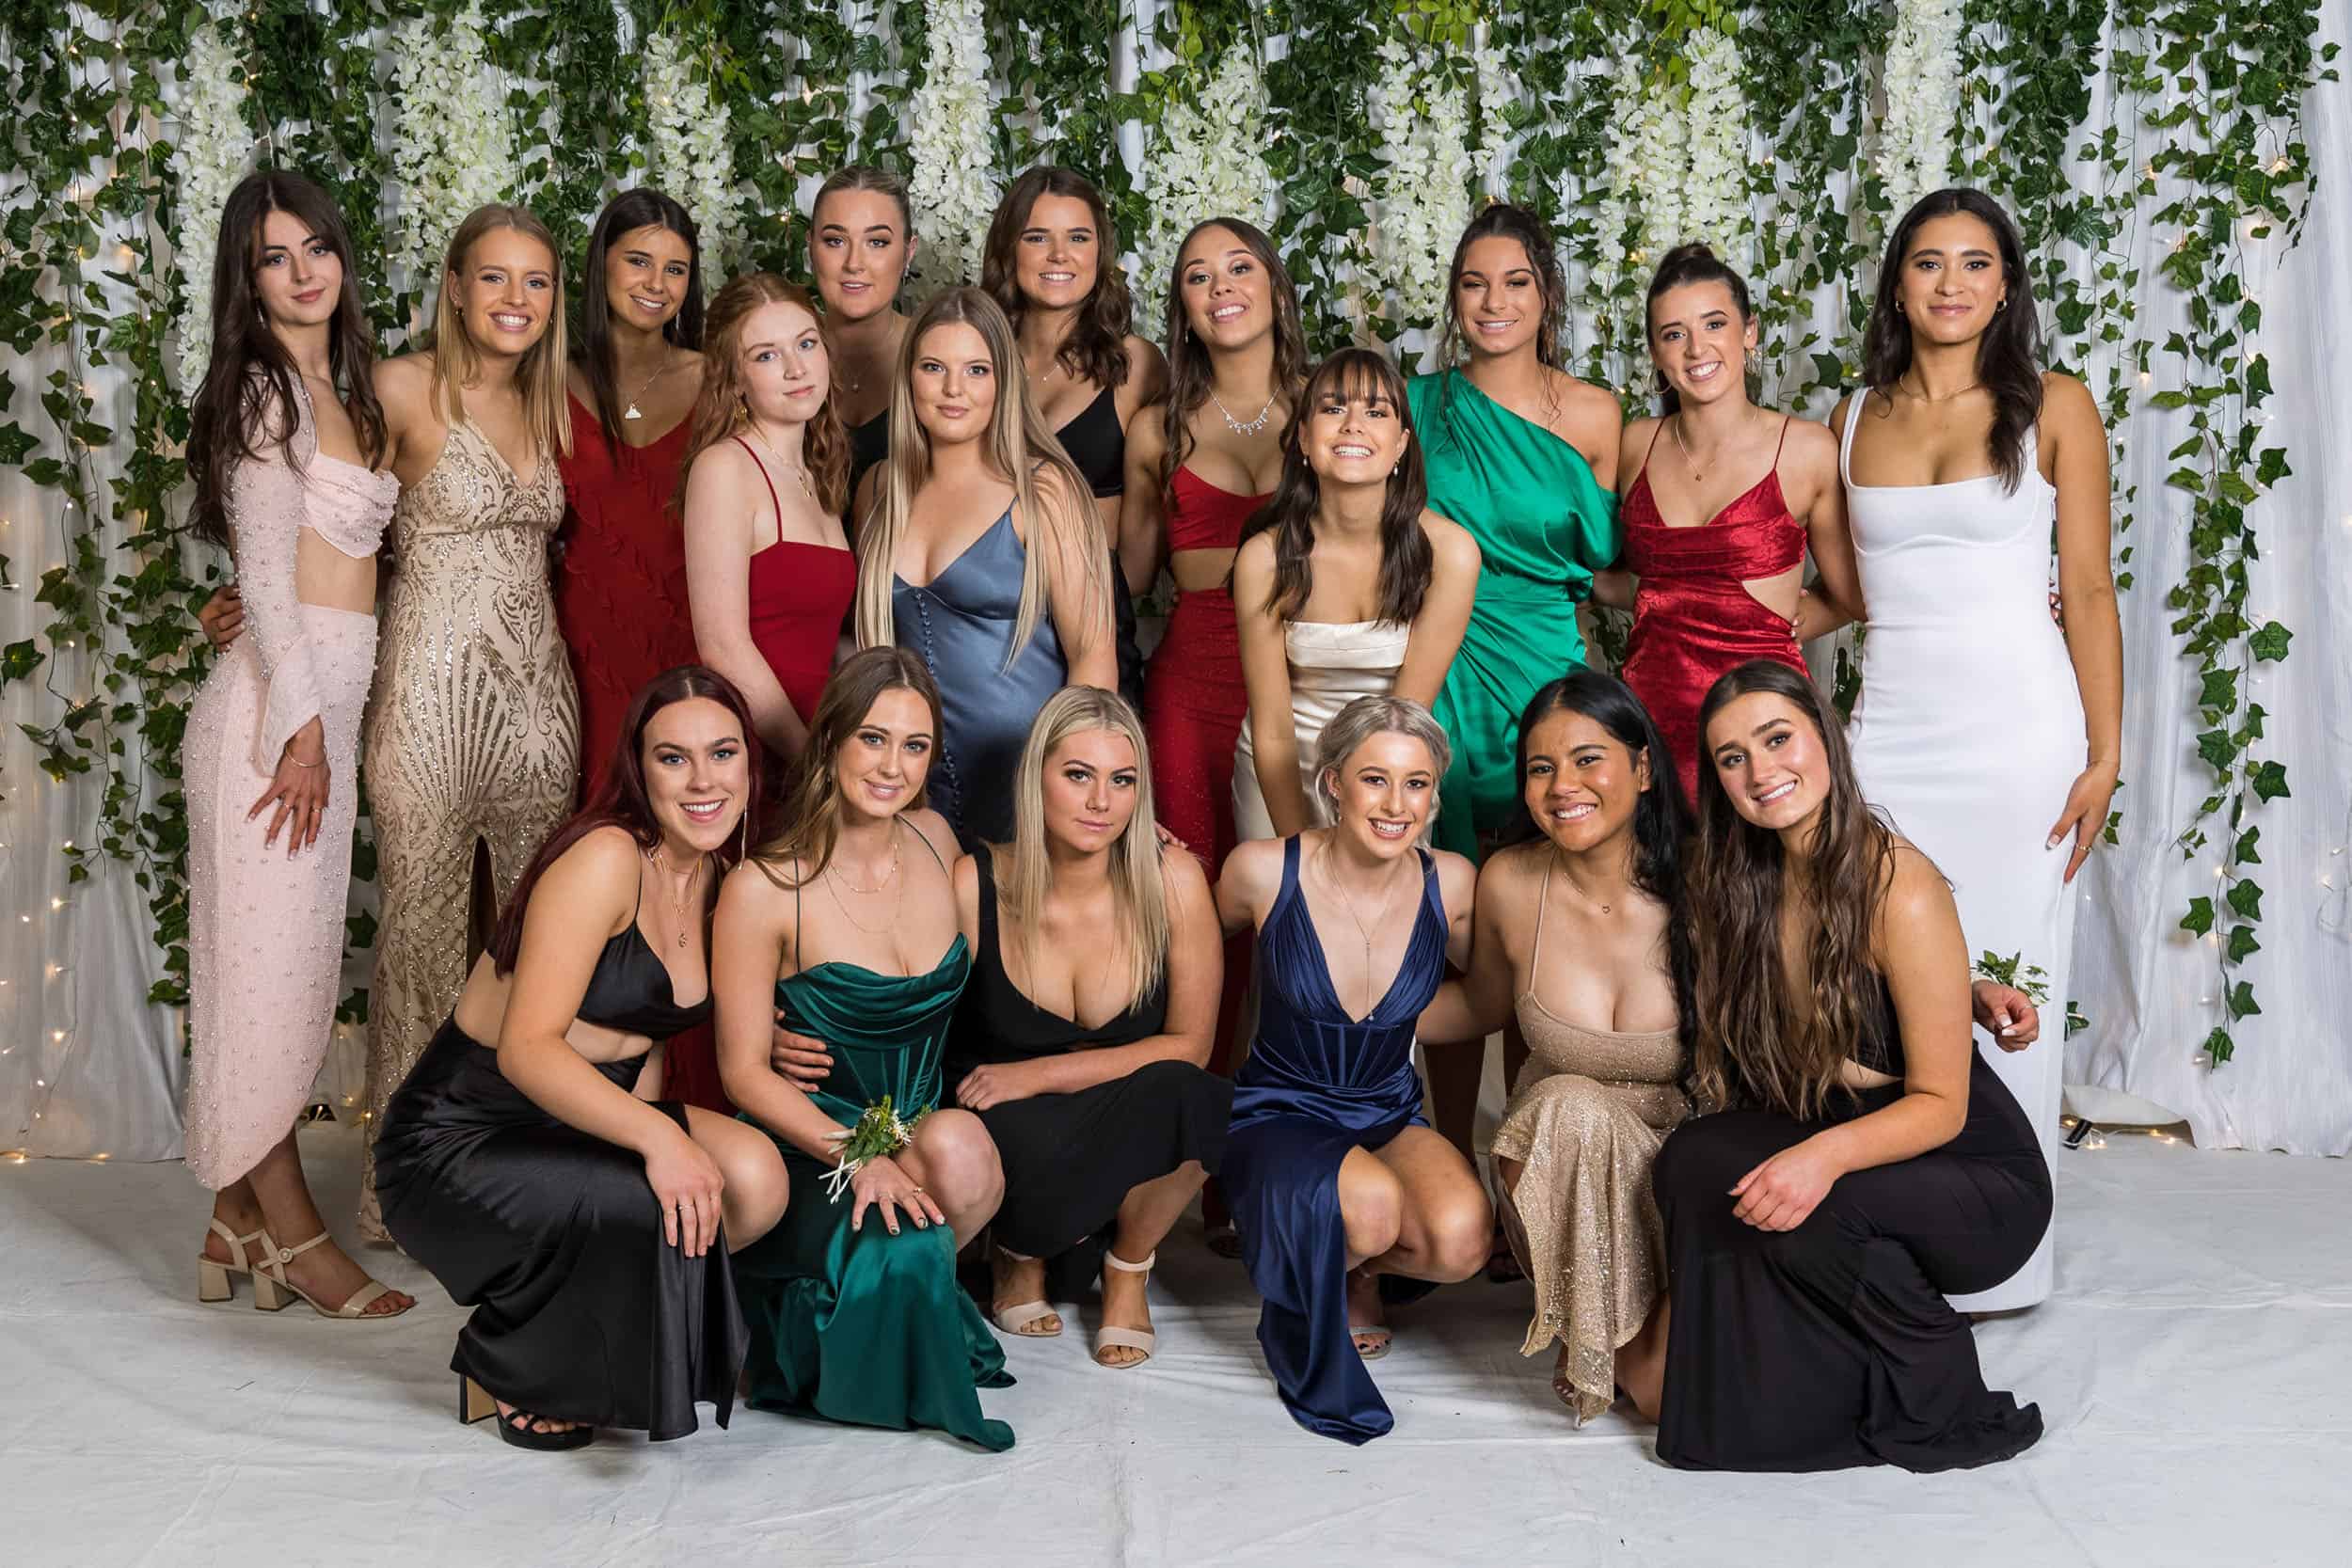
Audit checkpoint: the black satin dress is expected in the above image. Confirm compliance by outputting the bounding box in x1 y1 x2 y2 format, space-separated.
950 850 1231 1259
1652 982 2052 1472
373 910 747 1441
1053 384 1145 712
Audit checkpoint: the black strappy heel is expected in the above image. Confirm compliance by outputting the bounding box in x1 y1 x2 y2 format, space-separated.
459 1374 596 1451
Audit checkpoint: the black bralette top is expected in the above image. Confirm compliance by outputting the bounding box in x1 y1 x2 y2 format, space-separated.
1053 384 1125 499
576 875 711 1040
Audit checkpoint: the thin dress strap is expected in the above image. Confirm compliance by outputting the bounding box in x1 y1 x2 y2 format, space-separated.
902 816 949 874
1772 412 1791 466
731 434 786 545
1529 852 1552 975
1635 420 1668 486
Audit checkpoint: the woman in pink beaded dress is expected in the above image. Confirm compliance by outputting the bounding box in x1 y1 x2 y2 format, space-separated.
182 172 412 1320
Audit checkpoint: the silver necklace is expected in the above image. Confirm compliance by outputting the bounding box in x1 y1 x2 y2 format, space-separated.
1313 840 1407 1015
1210 390 1277 436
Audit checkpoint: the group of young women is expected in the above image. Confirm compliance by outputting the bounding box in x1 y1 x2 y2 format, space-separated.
177 150 2120 1472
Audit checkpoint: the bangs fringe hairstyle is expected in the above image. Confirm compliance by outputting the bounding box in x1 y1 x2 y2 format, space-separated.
1508 669 1697 1057
1685 659 1902 1119
981 166 1133 390
1157 215 1306 509
428 203 573 460
755 646 943 891
1644 242 1756 417
680 273 849 515
1862 186 2043 492
1239 347 1433 626
573 189 704 455
1000 687 1168 1015
487 665 761 974
187 170 387 547
1311 694 1452 815
1439 201 1566 372
854 286 1105 665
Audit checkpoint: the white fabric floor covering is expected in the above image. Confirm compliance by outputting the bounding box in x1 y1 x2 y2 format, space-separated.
5 1126 2347 1568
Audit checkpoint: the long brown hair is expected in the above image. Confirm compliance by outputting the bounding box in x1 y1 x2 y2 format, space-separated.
572 188 703 455
1644 242 1756 417
425 203 573 459
1156 215 1306 509
1860 187 2043 492
980 166 1133 390
487 666 761 975
853 287 1104 661
1685 660 1902 1119
754 646 943 889
1236 348 1433 626
679 274 848 515
186 170 386 547
1438 201 1567 372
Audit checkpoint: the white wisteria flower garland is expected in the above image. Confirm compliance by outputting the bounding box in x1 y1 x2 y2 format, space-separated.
1369 38 1474 334
642 27 748 285
171 17 254 392
1133 42 1279 332
1876 0 1964 221
905 0 995 293
1471 40 1518 198
389 0 515 300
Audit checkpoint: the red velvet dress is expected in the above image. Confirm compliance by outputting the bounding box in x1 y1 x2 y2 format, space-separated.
1620 418 1809 801
554 396 699 800
1142 466 1264 1097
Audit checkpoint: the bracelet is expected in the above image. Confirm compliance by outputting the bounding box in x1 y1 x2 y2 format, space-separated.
821 1094 927 1203
286 753 325 768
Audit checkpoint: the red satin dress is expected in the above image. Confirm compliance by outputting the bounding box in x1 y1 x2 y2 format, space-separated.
1620 416 1808 801
1141 466 1263 1084
554 396 700 800
736 434 856 727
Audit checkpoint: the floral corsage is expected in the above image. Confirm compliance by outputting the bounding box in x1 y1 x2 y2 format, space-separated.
823 1096 928 1202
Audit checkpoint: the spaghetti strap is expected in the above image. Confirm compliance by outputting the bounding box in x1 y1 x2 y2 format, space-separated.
1635 420 1668 486
1529 852 1553 974
731 434 785 545
1772 412 1791 465
902 816 949 874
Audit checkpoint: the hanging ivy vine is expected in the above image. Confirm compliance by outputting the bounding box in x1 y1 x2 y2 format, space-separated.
0 0 2339 1071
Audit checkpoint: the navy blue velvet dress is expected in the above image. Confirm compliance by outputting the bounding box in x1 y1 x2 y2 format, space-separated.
1223 836 1448 1444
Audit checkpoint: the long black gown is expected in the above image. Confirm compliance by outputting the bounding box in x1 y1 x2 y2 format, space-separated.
373 910 746 1441
950 848 1231 1260
1652 982 2052 1472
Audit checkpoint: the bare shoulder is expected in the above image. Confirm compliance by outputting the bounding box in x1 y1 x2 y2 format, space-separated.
900 808 960 869
1124 396 1169 456
1420 509 1482 570
1781 414 1841 479
1123 334 1168 388
2039 370 2104 431
1881 838 1958 924
1554 370 1622 424
1158 837 1214 906
539 825 641 927
1222 834 1284 889
1233 527 1277 577
375 352 435 405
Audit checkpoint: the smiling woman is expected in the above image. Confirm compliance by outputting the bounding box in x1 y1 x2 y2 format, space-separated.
356 204 581 1238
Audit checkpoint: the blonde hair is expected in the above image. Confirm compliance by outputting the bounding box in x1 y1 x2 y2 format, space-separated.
680 274 848 515
1312 695 1454 814
997 687 1168 1015
428 204 572 459
852 287 1104 667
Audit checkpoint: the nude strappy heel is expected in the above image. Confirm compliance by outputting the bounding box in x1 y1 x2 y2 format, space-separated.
1094 1249 1158 1368
196 1217 264 1303
990 1242 1063 1337
247 1228 409 1319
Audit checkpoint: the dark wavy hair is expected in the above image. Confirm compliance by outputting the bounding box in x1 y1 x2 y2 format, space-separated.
1645 242 1756 417
1236 348 1432 626
1155 215 1307 509
1508 669 1697 1057
1861 186 2043 492
488 666 762 975
980 166 1133 391
572 189 704 456
185 171 386 547
1685 659 1904 1119
1439 201 1567 372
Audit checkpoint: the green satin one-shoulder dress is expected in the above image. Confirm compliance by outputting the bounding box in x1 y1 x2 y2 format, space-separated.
733 934 1016 1451
1409 369 1620 859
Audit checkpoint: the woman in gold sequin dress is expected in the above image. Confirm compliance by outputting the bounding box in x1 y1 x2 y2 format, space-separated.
357 205 580 1237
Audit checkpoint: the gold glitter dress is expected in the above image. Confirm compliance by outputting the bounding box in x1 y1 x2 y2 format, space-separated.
1488 857 1689 1423
357 418 576 1237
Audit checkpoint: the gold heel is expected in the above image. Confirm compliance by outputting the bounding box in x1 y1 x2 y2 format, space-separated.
197 1259 233 1303
458 1375 497 1426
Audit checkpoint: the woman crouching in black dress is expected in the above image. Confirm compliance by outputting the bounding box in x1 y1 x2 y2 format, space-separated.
374 667 788 1449
957 687 1230 1366
1652 659 2051 1472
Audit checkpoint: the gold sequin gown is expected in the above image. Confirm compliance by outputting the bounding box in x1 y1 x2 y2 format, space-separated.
1489 858 1689 1423
357 419 576 1237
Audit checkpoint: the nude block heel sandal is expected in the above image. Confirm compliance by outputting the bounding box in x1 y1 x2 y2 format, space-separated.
247 1228 409 1319
196 1218 263 1304
1094 1249 1158 1369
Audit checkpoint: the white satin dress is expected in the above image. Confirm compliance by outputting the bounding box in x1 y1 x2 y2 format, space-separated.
1839 404 2080 1309
1233 619 1412 842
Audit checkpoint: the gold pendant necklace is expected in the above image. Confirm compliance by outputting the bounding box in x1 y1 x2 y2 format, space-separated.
650 845 705 949
1314 840 1406 1015
622 350 673 421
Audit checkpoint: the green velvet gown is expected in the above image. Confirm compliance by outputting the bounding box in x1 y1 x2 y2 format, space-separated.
733 934 1016 1451
1408 369 1621 858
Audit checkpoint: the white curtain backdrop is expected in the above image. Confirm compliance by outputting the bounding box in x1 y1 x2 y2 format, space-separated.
4 2 2347 1163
